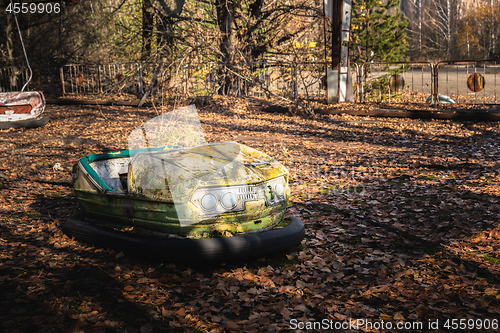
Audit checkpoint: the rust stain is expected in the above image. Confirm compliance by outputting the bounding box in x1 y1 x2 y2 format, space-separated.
467 73 485 92
75 74 84 87
389 74 405 93
0 105 32 114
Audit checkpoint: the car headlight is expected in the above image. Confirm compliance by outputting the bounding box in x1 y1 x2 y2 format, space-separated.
200 194 217 211
191 176 288 216
221 192 238 209
264 177 287 205
275 182 285 197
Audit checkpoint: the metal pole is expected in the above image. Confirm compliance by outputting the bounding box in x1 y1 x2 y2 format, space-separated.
323 0 329 101
59 67 65 96
326 0 353 103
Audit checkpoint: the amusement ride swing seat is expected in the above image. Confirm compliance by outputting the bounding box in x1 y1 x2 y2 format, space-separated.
0 0 47 129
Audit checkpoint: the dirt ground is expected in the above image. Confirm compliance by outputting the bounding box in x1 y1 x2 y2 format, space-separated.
1 96 500 332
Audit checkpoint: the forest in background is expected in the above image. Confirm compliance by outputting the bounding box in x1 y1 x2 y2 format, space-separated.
0 0 498 94
402 0 500 61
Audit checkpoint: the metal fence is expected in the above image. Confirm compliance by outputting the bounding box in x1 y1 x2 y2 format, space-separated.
362 60 500 106
0 66 30 92
56 59 500 106
291 62 360 101
436 60 499 105
58 62 312 100
59 61 363 101
361 62 435 104
60 63 140 95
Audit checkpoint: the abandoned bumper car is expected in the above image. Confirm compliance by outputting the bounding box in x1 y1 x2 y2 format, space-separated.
0 6 48 129
0 90 48 129
64 105 304 261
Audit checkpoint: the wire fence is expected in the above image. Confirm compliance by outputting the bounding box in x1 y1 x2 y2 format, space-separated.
56 59 500 107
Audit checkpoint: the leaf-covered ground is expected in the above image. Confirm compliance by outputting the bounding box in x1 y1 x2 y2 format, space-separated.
1 96 500 332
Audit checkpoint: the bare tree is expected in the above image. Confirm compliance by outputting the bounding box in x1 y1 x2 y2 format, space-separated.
403 0 459 60
458 0 500 58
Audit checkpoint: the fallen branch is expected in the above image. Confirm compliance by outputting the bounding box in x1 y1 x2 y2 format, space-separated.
138 63 163 108
316 108 500 121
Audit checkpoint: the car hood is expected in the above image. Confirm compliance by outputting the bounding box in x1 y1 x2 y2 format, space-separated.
128 142 288 202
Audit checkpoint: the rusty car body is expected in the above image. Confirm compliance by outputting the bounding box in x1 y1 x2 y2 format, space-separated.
65 105 304 261
72 142 291 238
0 91 48 129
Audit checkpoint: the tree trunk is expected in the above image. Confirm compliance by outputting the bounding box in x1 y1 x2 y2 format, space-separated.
446 0 451 59
142 0 154 60
418 0 422 55
216 0 237 95
3 6 15 65
491 0 496 57
158 16 174 60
